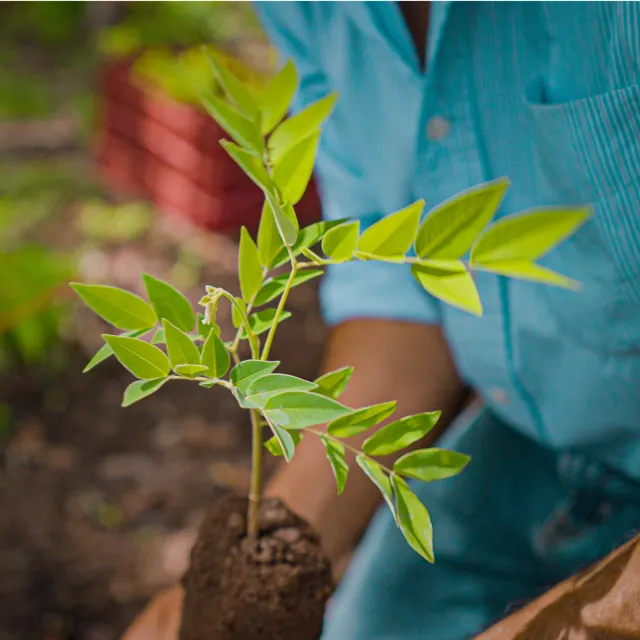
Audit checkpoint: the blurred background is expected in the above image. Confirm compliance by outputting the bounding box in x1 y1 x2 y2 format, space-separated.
0 3 326 639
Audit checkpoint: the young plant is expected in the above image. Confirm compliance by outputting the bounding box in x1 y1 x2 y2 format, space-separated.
71 53 589 563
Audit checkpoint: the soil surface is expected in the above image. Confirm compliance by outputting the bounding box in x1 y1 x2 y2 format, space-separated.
180 496 333 640
0 210 328 640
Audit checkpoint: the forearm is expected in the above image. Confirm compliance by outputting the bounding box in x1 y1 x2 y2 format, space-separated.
265 318 467 566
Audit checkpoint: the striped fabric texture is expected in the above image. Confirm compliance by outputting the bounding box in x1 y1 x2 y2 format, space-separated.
254 2 640 479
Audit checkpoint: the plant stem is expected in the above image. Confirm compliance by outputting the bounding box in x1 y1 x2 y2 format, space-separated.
247 407 263 538
261 261 297 360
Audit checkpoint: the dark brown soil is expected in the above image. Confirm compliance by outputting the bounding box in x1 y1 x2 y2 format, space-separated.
180 495 333 640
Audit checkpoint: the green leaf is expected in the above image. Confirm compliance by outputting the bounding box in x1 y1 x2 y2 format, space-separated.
163 319 200 369
254 270 323 307
357 200 423 258
71 283 156 330
244 308 291 337
265 418 297 462
321 436 348 494
230 359 280 394
264 435 284 456
327 401 397 438
362 411 441 456
245 374 317 408
201 94 262 154
314 366 354 400
104 335 170 379
205 49 258 119
238 227 263 302
199 380 217 388
272 219 347 267
269 92 338 162
142 273 195 332
272 132 320 204
470 207 591 263
122 378 168 407
263 391 350 429
470 260 579 289
415 178 510 259
220 140 272 191
392 475 434 563
411 262 482 317
265 192 299 246
83 329 147 373
174 363 209 377
394 448 470 482
258 60 297 134
257 201 285 268
200 330 230 378
322 220 360 261
356 456 396 522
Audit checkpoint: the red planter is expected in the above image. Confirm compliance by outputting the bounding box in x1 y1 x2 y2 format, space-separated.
95 58 321 234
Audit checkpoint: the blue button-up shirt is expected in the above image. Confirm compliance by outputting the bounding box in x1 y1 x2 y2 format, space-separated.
254 2 640 479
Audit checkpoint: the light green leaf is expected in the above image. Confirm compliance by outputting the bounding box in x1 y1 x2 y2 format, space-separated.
220 140 272 191
353 251 405 264
199 380 217 388
265 192 299 246
356 456 396 522
197 313 221 339
142 273 195 332
264 427 304 462
415 178 509 259
201 94 262 154
392 475 434 562
83 329 147 373
362 411 441 456
322 220 360 261
205 49 258 119
71 283 156 330
321 436 348 494
163 319 200 369
238 227 263 302
358 200 423 258
244 308 291 337
122 378 168 407
269 92 337 162
273 132 320 205
258 60 298 134
245 374 317 408
254 270 323 307
314 366 353 400
411 262 482 317
229 297 246 331
394 448 470 482
272 219 347 267
328 401 397 438
104 335 170 379
200 330 230 378
230 359 280 394
265 418 297 462
263 391 350 429
257 201 285 268
470 260 579 289
174 363 209 377
470 207 591 263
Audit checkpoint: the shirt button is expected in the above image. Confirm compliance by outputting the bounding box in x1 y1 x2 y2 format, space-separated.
489 387 509 404
426 116 451 142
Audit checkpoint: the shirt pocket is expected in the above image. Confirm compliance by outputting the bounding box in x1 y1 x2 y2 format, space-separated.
522 82 640 353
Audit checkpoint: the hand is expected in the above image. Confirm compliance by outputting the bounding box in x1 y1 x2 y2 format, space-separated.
121 585 184 640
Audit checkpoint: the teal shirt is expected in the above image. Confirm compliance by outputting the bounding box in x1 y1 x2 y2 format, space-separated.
254 2 640 478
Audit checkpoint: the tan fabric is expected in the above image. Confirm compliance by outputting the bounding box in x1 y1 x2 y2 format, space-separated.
476 534 640 640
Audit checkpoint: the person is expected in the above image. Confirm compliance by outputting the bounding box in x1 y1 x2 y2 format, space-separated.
123 2 640 639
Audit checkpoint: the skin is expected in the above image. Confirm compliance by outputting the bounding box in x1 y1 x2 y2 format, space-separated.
121 319 466 640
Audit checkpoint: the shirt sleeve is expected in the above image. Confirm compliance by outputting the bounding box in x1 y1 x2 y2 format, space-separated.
253 3 441 327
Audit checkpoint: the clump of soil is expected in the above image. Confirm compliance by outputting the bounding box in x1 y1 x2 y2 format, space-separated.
180 495 334 640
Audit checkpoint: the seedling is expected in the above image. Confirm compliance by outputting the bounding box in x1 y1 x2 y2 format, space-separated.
71 53 589 562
